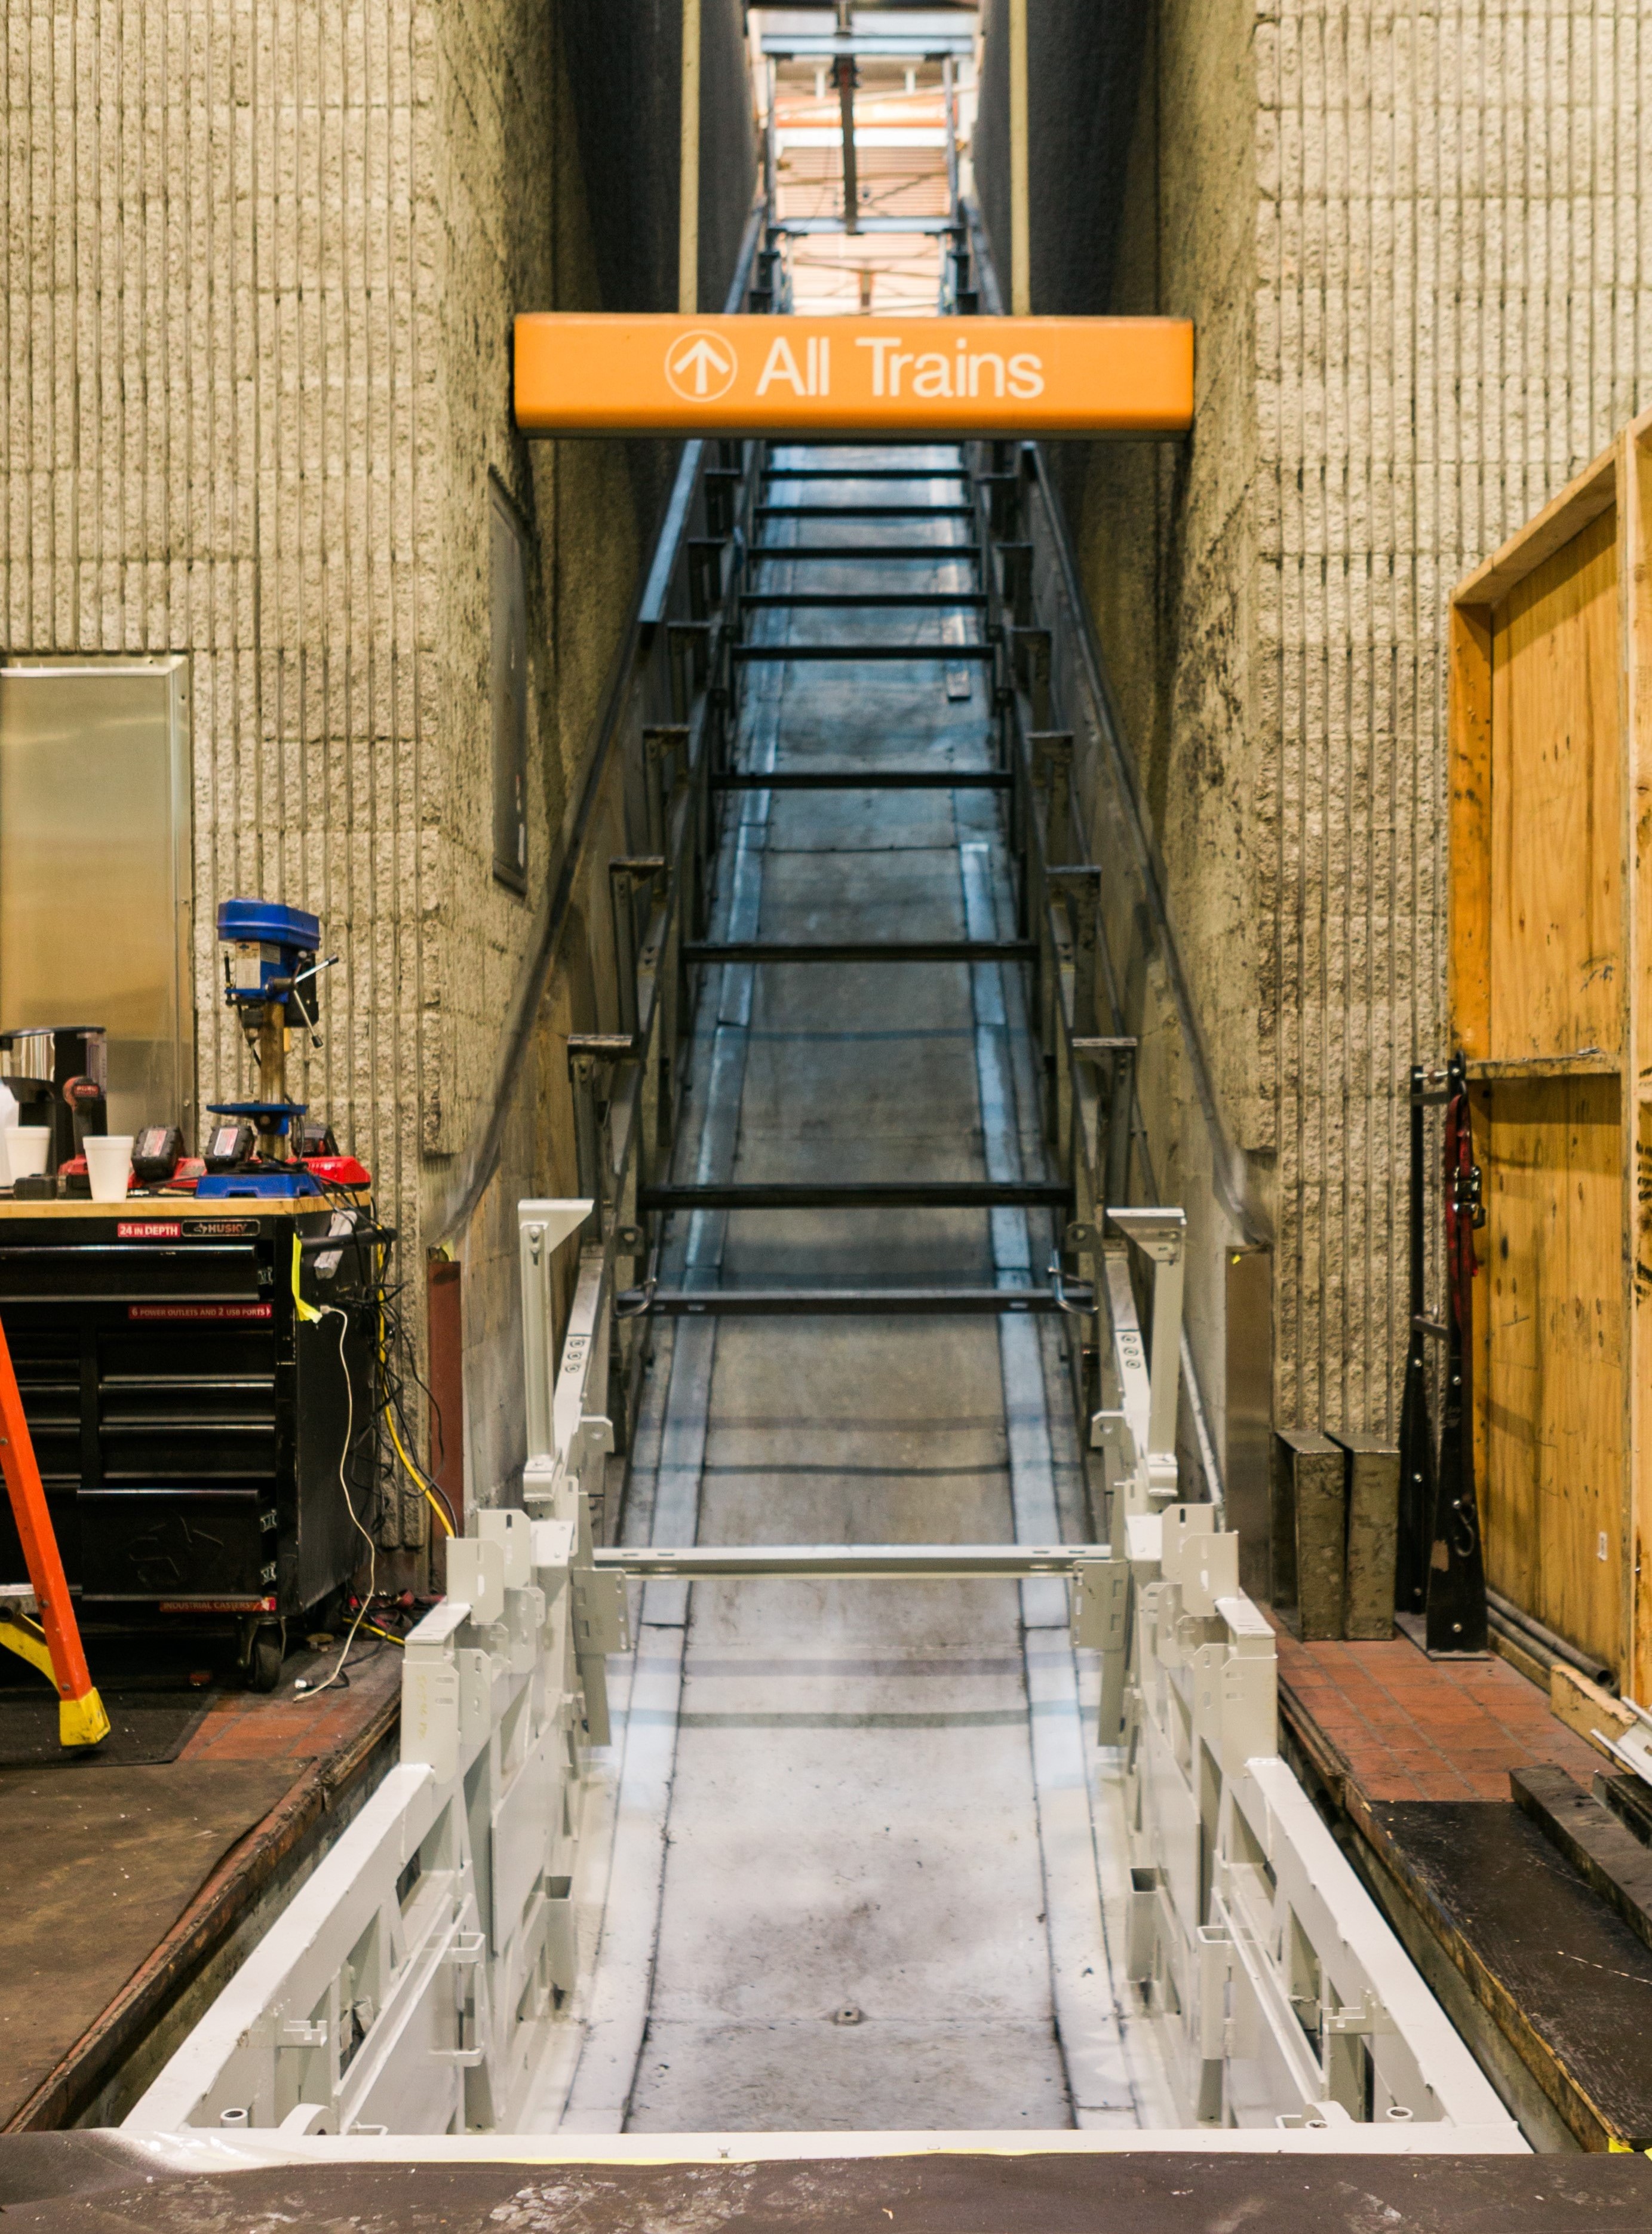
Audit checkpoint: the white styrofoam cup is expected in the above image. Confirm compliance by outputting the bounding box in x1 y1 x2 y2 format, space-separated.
7 1128 51 1180
85 1134 134 1202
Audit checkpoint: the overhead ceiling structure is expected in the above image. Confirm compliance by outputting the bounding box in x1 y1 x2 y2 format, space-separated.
750 7 979 316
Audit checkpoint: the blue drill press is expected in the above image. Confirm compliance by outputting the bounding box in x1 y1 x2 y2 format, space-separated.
202 900 334 1200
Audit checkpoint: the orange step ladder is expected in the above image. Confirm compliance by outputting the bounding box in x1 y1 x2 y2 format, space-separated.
0 1315 109 1748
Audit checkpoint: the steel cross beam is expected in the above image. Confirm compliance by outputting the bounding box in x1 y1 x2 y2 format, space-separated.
756 505 977 519
762 467 971 479
713 771 1009 791
640 1180 1071 1211
770 217 964 236
748 544 982 560
740 592 989 607
594 1544 1103 1580
684 938 1035 963
633 1284 1089 1315
730 645 994 662
760 35 975 57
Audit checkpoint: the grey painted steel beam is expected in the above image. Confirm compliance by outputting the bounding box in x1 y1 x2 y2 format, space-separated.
763 467 970 479
741 592 988 607
768 217 962 236
760 34 976 58
756 505 977 520
713 770 1009 790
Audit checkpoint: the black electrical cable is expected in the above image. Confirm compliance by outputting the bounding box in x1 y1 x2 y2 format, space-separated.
296 1176 461 1543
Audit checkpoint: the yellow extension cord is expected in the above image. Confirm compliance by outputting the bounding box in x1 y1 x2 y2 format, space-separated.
373 1241 453 1539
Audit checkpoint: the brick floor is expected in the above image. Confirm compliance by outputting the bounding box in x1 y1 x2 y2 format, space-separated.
1268 1616 1601 1803
179 1637 403 1768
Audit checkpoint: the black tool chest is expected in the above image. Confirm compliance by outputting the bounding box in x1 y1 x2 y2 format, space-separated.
0 1203 371 1644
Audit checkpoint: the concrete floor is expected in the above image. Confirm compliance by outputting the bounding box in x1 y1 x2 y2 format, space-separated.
552 447 1157 2135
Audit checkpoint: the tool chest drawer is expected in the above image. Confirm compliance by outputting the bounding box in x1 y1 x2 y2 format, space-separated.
0 1241 264 1301
74 1487 268 1599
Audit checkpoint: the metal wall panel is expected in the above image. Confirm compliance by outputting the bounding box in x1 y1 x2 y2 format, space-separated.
1224 1245 1273 1598
0 661 194 1143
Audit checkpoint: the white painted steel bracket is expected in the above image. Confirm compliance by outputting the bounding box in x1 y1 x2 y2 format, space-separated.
124 1159 1521 2150
1089 1208 1185 1517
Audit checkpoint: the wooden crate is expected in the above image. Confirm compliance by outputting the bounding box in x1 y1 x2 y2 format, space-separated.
1448 409 1652 1698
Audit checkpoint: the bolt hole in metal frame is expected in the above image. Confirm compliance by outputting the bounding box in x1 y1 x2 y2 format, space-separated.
119 203 1523 2157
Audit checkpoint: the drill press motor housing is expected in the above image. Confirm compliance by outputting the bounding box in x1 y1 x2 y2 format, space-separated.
204 899 330 1201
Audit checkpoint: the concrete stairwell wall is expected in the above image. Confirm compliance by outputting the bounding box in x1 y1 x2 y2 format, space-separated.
1 2 754 1554
977 0 1652 1488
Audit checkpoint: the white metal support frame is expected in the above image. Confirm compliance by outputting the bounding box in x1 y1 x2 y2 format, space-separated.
1116 1499 1518 2140
125 1199 625 2140
124 1182 1523 2150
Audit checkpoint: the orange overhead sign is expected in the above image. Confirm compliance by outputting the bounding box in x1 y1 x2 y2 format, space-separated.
512 315 1192 438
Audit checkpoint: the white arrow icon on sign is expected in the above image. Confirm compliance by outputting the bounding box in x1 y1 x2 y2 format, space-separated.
664 329 738 402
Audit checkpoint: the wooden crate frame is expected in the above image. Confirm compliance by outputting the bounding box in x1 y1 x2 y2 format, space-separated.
1448 409 1652 1699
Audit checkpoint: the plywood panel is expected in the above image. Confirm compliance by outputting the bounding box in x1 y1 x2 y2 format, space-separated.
1449 603 1494 1058
1628 415 1652 1705
1489 507 1622 1061
1480 1075 1624 1673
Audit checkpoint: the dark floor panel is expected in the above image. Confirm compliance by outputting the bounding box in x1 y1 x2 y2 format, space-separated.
0 1761 300 2126
1368 1799 1652 2147
5 2149 1652 2234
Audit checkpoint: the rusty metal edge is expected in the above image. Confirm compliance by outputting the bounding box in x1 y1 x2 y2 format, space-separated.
1275 1670 1353 1811
3 1691 400 2134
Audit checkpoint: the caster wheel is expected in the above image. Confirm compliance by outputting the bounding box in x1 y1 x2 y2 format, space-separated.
247 1624 283 1692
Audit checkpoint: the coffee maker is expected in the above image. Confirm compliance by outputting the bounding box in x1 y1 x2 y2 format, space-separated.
0 1026 108 1173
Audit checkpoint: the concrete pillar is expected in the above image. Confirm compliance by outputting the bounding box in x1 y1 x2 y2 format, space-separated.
979 0 1652 1463
0 4 754 1533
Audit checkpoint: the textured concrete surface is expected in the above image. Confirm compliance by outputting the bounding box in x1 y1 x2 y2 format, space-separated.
0 2 753 1533
977 0 1652 1452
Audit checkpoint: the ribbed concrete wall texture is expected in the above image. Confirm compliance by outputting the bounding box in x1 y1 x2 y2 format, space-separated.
978 0 1652 1454
1 1 754 1542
